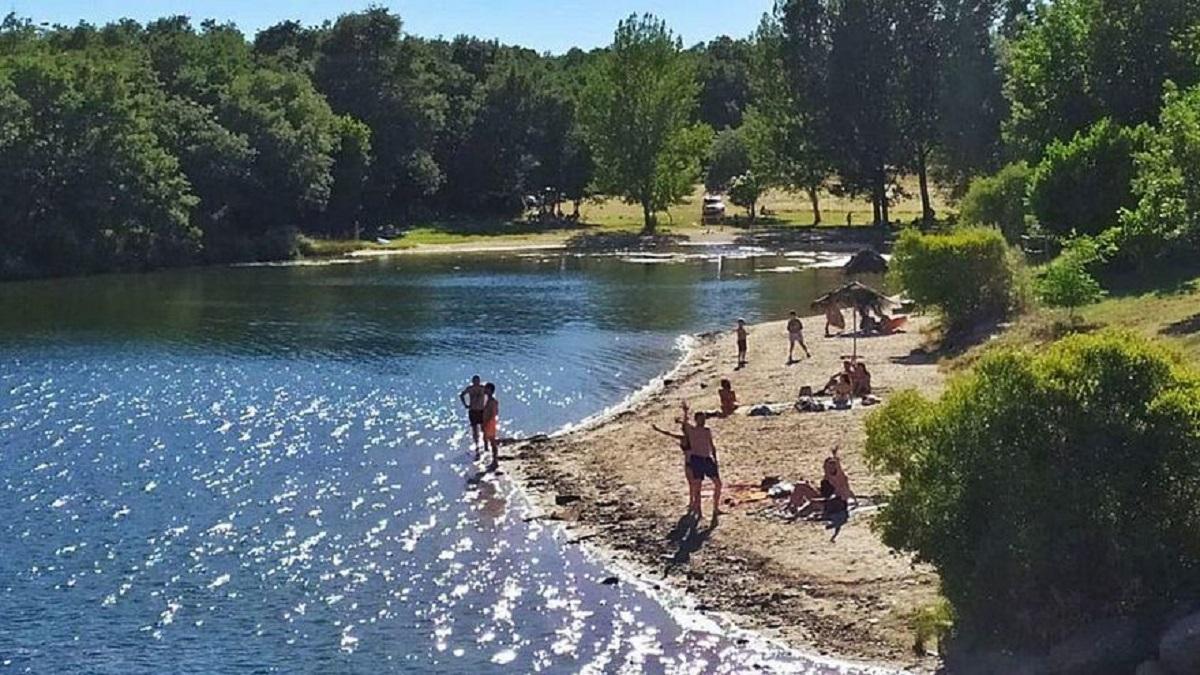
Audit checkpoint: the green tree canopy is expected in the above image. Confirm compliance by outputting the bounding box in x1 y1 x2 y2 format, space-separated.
580 14 712 233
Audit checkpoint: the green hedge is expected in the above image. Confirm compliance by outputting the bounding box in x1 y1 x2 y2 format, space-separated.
866 332 1200 648
958 161 1031 243
890 228 1026 332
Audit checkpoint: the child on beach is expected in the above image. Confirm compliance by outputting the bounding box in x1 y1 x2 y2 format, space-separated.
736 319 748 369
786 311 811 363
481 383 500 469
718 379 738 417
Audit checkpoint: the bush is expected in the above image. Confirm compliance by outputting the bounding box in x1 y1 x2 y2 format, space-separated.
958 162 1031 243
1034 236 1107 314
1028 120 1148 238
1119 83 1200 266
890 228 1027 332
865 332 1200 649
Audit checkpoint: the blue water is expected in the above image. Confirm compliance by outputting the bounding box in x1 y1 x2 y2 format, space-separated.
0 249 893 674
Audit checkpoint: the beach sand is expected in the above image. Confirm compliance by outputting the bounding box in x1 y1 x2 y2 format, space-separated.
511 314 946 671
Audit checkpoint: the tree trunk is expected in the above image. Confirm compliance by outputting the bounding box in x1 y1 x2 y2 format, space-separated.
872 194 882 227
642 200 656 234
876 166 890 227
917 150 934 227
807 186 822 226
748 199 757 223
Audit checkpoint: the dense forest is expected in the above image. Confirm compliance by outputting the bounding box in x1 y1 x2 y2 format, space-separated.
1 0 1198 278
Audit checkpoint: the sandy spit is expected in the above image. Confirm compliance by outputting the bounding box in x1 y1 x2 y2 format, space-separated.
509 313 947 672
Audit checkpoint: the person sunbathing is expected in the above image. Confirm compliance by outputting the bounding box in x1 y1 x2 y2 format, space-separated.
794 385 824 412
851 362 872 398
718 379 738 417
831 374 853 409
787 454 855 541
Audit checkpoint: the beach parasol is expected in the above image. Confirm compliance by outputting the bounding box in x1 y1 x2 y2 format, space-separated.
811 281 899 361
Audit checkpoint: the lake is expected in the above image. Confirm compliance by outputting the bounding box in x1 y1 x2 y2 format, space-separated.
0 248 893 674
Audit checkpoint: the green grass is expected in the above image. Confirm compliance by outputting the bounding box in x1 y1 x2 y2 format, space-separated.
298 180 952 257
949 269 1200 370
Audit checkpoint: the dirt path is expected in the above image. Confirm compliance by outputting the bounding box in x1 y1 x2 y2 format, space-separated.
510 314 946 672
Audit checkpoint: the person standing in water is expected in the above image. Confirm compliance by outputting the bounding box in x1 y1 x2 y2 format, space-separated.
481 382 501 469
681 403 723 520
459 375 488 454
735 319 749 369
786 311 811 363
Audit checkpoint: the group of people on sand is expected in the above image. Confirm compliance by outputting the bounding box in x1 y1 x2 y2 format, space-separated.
651 309 871 540
459 375 502 469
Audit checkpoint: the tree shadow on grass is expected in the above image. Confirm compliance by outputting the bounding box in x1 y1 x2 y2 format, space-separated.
408 216 598 239
1161 314 1200 336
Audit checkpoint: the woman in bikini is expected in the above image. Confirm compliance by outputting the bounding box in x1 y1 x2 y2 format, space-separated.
481 383 500 469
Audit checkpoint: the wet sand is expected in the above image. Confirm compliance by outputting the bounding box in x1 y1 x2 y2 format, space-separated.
511 314 946 672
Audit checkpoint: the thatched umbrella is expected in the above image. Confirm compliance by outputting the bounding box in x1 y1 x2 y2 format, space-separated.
811 281 899 360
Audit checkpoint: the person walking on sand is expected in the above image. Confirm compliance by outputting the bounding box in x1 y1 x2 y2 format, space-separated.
459 375 489 454
681 403 723 520
786 311 811 363
736 319 749 369
481 382 500 469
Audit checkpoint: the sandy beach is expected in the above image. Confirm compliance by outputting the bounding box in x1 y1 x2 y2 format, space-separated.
511 313 947 671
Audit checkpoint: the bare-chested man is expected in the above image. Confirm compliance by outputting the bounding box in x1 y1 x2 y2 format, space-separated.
681 403 723 520
459 375 488 453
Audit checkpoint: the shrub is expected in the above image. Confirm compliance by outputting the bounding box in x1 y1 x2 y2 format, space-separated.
1028 119 1148 238
1119 83 1200 266
1034 236 1107 315
728 171 768 220
865 332 1200 649
890 227 1026 332
958 162 1031 243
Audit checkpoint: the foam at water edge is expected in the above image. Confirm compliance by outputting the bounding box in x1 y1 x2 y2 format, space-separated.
548 333 698 439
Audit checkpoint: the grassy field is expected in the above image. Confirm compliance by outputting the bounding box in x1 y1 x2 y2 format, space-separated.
950 269 1200 369
300 179 953 256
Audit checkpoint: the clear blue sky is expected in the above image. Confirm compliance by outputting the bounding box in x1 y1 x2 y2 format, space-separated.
13 1 774 53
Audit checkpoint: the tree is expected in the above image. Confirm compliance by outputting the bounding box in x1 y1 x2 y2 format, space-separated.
1119 83 1200 266
314 9 445 225
866 332 1200 649
705 128 751 193
728 171 769 221
1004 0 1200 157
894 0 945 225
694 36 754 130
827 0 901 226
770 1 834 224
1028 119 1148 238
1035 236 1106 316
579 14 712 233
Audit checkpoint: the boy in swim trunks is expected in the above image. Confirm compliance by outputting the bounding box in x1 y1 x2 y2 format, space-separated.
786 311 811 363
459 375 488 454
681 403 723 520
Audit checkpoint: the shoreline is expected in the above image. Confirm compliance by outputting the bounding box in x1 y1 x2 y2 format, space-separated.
508 314 946 672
